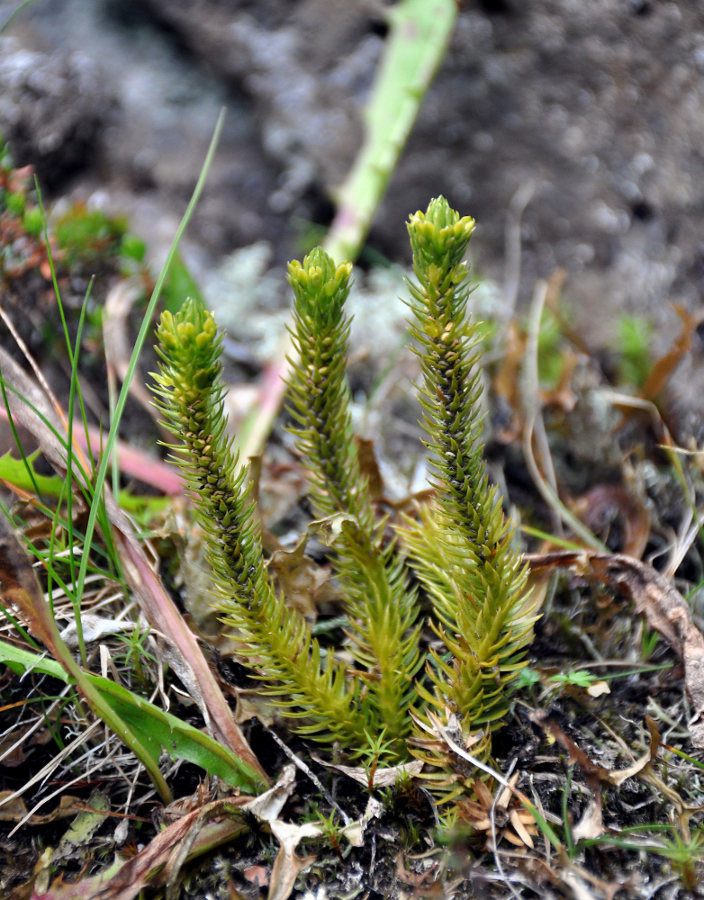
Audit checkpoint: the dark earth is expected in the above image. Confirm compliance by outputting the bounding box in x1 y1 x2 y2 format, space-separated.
2 0 704 434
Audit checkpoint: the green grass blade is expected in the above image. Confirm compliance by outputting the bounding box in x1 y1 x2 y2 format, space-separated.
0 638 265 793
76 109 226 608
86 675 265 792
0 519 172 800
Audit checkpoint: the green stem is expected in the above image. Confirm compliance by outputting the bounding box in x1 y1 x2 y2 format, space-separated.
325 0 457 262
287 249 421 755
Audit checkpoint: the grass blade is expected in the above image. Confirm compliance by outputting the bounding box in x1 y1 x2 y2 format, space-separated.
0 638 264 793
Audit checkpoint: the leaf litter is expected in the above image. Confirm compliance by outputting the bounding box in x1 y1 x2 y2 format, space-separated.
527 551 704 750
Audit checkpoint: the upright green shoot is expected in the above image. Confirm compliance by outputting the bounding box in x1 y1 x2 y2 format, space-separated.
401 197 536 770
150 196 536 793
287 250 421 755
152 299 370 748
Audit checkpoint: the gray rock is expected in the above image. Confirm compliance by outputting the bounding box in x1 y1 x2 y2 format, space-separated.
0 37 113 188
3 0 704 426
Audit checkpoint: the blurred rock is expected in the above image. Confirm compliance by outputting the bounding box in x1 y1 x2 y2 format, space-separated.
0 37 113 189
2 0 704 430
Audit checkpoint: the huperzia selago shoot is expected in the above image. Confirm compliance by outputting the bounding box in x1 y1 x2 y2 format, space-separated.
151 196 536 798
401 199 537 797
287 250 422 759
152 300 369 749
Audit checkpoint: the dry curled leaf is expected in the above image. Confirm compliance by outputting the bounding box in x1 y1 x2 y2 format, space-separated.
267 820 319 900
311 755 423 789
527 550 704 747
267 533 333 620
571 798 604 843
530 709 652 790
586 680 610 698
457 773 539 849
353 436 384 501
0 792 112 828
641 304 704 400
34 795 249 900
571 485 650 559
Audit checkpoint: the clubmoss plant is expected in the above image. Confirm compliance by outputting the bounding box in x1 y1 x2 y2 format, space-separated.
152 300 369 749
287 248 421 756
401 200 536 789
151 196 536 790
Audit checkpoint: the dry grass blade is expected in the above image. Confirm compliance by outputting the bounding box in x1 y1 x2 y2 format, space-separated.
0 304 71 436
110 513 267 779
35 795 249 900
641 304 704 401
312 755 423 790
530 709 653 791
0 721 102 829
0 346 89 481
0 513 78 672
103 280 163 428
521 280 605 550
